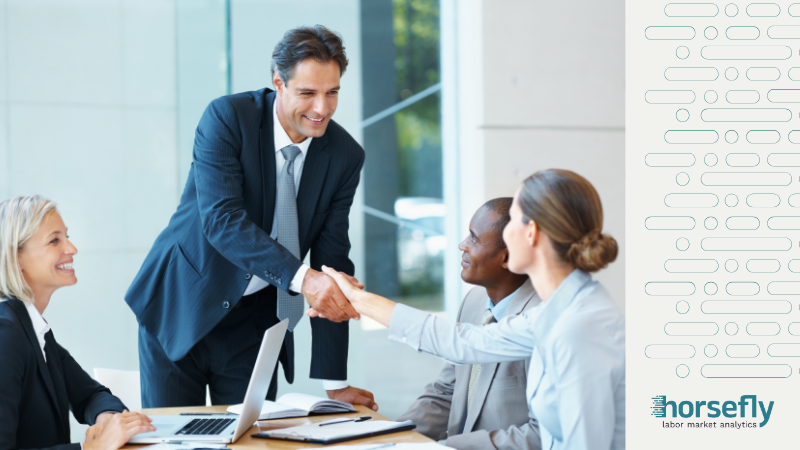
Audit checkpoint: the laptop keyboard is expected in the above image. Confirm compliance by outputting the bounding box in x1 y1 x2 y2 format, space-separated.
175 418 236 435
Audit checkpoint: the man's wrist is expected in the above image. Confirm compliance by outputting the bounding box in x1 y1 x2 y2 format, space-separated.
290 264 310 293
320 379 349 391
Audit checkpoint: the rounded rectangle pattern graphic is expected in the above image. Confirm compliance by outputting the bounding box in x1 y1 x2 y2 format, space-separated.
768 89 800 102
727 26 761 40
665 322 719 335
645 344 696 358
767 25 800 38
746 3 782 17
701 45 791 60
726 216 760 229
665 193 719 207
789 259 800 272
746 131 780 144
767 281 800 294
701 364 791 378
664 3 719 16
747 67 781 81
746 193 780 207
665 130 719 144
701 172 792 186
726 153 761 166
645 90 696 103
746 322 780 335
746 259 781 272
788 322 800 334
646 281 696 295
664 67 719 81
701 237 792 251
664 259 719 272
645 153 696 166
726 344 760 358
726 90 761 103
645 216 696 229
700 108 792 122
767 343 800 357
767 216 800 229
646 26 696 39
767 153 800 166
726 281 760 295
701 300 791 314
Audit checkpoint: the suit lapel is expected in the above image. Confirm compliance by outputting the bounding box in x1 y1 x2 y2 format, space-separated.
260 91 277 231
458 288 491 434
296 136 330 249
7 299 63 425
463 280 537 433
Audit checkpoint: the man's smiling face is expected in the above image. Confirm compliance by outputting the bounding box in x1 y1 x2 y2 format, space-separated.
274 58 341 143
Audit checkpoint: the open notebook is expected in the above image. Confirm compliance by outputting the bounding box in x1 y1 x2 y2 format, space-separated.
227 393 356 420
253 419 415 444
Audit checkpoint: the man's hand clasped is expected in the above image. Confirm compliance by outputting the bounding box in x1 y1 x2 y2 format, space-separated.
301 267 363 322
305 266 362 320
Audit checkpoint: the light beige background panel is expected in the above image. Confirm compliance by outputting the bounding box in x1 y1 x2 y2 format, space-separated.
627 2 800 448
455 0 625 308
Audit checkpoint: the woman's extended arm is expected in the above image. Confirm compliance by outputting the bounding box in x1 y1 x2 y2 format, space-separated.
317 267 536 365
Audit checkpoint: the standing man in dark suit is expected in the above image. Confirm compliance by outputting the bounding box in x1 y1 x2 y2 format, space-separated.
126 25 376 410
397 198 541 450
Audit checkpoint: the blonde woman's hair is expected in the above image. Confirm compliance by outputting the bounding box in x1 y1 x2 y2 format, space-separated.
517 169 618 273
0 196 58 304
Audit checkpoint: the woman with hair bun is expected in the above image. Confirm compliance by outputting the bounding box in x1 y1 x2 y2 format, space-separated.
311 169 625 450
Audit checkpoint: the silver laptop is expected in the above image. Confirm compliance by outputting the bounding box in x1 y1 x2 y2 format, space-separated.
128 319 289 444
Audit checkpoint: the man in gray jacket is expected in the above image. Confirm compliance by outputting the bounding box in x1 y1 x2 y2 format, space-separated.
397 198 541 450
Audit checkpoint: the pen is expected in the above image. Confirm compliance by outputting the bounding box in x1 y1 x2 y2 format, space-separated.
366 444 395 450
178 412 236 416
318 416 372 426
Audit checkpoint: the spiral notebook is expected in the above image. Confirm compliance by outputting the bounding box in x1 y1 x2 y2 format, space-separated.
252 419 416 445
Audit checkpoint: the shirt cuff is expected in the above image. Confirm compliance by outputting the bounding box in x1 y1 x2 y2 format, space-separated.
289 264 310 293
388 303 430 351
320 379 349 390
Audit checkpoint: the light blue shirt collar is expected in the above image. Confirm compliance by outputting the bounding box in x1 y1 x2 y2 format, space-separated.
532 269 592 340
485 285 522 321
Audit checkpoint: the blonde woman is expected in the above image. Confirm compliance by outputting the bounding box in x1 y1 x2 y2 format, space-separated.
0 196 155 450
313 170 625 450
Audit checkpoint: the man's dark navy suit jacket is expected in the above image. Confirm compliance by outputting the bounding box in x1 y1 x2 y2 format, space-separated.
0 298 126 450
126 88 365 383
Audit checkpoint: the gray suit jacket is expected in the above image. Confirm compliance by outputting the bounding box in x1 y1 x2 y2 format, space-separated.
397 280 541 450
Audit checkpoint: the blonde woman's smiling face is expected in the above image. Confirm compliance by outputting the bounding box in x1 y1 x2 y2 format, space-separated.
17 211 77 298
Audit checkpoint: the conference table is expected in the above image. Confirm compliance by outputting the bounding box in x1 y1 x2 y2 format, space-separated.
124 405 433 449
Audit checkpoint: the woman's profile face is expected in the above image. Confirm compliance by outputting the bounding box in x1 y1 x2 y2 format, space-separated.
503 192 533 275
17 211 78 297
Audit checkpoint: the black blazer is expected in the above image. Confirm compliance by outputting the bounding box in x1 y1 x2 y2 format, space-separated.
125 88 365 381
0 298 126 450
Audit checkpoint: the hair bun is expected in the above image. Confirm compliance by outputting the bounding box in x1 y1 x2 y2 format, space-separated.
566 231 618 273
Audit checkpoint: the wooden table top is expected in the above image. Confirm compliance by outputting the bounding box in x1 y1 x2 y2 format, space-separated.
123 405 432 449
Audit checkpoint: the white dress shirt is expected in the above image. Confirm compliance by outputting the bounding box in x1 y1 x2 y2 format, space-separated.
24 302 50 362
243 99 347 391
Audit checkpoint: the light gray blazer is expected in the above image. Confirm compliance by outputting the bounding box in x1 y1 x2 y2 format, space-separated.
397 279 542 450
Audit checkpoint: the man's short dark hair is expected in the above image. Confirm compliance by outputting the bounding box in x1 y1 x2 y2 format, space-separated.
481 197 514 250
271 25 348 85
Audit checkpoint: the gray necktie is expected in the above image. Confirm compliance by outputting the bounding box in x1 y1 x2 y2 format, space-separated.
467 308 497 410
276 145 302 331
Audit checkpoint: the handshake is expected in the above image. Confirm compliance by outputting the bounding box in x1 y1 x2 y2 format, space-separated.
301 265 386 324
